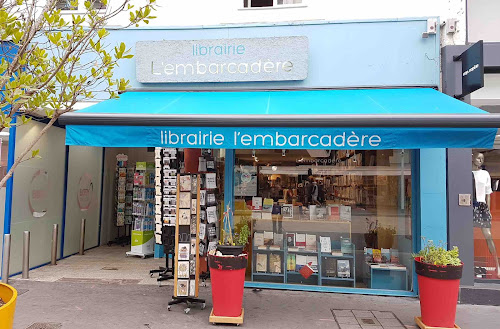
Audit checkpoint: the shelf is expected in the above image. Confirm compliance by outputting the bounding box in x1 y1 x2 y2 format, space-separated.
287 249 318 254
321 277 354 282
253 248 284 252
321 253 354 258
253 218 351 224
252 272 284 277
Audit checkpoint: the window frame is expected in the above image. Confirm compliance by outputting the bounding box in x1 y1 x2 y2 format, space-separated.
241 0 307 10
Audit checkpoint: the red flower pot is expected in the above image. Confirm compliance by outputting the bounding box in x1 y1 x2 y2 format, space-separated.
415 257 463 328
208 253 248 317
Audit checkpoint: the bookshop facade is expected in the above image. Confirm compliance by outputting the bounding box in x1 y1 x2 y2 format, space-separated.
57 18 498 297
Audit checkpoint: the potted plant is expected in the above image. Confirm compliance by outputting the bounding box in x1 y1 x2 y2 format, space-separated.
413 240 463 328
208 205 250 321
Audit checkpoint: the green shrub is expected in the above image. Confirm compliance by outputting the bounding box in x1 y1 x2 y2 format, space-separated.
414 240 461 266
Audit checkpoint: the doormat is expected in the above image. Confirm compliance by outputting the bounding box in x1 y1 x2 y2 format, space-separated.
26 323 62 329
331 309 409 329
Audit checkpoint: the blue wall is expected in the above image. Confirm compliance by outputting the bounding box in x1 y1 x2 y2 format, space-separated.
101 18 440 91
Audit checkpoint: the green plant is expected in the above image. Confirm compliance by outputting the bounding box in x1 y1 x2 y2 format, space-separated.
414 240 461 266
235 221 250 246
220 205 250 246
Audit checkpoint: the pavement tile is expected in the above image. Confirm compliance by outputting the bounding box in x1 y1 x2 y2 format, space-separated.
378 317 405 327
372 311 397 319
353 310 375 318
337 317 360 325
339 325 362 329
333 310 355 317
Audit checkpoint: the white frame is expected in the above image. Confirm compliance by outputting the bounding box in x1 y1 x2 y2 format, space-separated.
241 0 306 10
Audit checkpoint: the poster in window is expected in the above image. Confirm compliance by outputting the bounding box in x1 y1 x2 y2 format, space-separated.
234 166 257 196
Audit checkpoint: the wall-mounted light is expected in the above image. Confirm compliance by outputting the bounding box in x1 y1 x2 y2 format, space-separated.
282 149 286 157
252 150 256 158
272 166 277 171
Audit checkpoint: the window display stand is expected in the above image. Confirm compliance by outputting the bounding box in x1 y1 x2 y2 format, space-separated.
169 174 206 313
110 154 133 247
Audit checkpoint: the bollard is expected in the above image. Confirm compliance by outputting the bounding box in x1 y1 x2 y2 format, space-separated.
51 224 58 265
22 231 30 279
2 234 11 283
79 218 86 255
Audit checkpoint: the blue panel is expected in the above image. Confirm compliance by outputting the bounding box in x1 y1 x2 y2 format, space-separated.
75 89 487 115
154 243 165 258
419 149 447 245
93 19 440 90
66 125 496 150
224 149 235 228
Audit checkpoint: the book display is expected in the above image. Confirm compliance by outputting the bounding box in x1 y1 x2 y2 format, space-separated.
169 173 206 311
127 161 155 258
113 154 134 245
251 228 356 287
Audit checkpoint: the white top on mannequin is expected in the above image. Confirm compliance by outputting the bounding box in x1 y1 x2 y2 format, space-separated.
473 169 493 203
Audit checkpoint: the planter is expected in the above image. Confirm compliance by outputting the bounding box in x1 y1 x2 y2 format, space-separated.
0 283 17 329
216 245 244 256
415 257 463 328
208 253 248 317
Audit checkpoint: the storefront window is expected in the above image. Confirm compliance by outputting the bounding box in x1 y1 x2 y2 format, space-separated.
233 149 413 291
472 149 500 280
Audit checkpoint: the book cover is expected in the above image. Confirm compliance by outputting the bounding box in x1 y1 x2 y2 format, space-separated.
286 233 295 247
178 209 190 226
295 233 306 247
373 249 382 263
340 238 352 254
274 233 284 247
328 206 340 221
251 212 262 220
263 198 274 212
340 205 352 221
254 232 264 247
177 261 190 278
281 204 294 218
263 231 274 245
306 255 318 272
256 253 267 272
179 192 191 208
206 206 217 223
178 243 190 261
287 254 296 271
322 257 337 277
252 197 263 210
337 260 351 278
262 212 272 220
205 173 217 189
177 279 189 296
381 248 391 263
364 247 373 262
306 234 317 251
390 249 400 263
179 175 191 192
269 253 282 273
295 254 307 271
320 236 332 253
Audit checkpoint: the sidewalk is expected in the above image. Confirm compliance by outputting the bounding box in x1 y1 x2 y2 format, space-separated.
10 280 499 329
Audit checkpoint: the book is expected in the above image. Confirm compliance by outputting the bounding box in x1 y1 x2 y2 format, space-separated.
340 205 352 221
390 249 400 263
328 205 340 221
337 260 351 278
274 233 283 248
364 247 373 262
254 232 264 247
269 245 281 250
306 255 318 272
178 243 190 261
177 280 189 296
179 175 191 192
179 192 191 208
251 212 262 220
340 238 352 254
288 247 300 252
295 254 307 271
257 245 268 250
381 248 391 263
322 258 337 277
269 254 282 273
331 250 343 257
206 206 217 223
252 197 263 210
262 198 273 212
178 209 190 225
177 261 189 278
306 234 317 251
286 233 295 247
281 204 293 218
286 254 296 271
256 253 267 272
205 173 217 189
373 249 382 263
262 212 272 220
320 236 332 253
295 233 306 247
263 231 274 245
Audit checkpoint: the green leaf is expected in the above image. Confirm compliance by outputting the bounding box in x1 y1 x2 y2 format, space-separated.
31 149 40 158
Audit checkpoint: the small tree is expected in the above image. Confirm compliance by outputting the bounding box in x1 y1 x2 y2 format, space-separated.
0 0 157 188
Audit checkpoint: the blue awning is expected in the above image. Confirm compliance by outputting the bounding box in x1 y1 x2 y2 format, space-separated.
61 88 498 149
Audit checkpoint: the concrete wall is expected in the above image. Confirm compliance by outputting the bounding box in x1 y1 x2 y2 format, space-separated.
467 0 500 43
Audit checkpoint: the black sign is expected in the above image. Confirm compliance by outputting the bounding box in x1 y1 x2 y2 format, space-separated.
455 40 484 98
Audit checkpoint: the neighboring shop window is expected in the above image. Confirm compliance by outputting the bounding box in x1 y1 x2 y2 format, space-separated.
243 0 303 8
472 150 500 280
56 0 107 11
234 149 413 291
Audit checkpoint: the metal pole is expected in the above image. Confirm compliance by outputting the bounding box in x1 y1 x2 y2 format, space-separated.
2 234 11 283
22 231 30 279
79 218 86 255
51 224 58 265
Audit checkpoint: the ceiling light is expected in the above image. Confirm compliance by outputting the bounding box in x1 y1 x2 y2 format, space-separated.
272 166 277 171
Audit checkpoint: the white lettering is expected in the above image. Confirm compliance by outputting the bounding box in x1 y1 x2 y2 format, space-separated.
369 135 381 147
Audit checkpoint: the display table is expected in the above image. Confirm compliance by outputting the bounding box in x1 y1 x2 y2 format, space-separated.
369 264 408 291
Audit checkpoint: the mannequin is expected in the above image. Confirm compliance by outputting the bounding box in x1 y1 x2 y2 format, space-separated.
472 152 500 277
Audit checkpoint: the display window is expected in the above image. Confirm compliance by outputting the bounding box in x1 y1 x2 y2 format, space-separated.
233 149 414 291
472 150 500 280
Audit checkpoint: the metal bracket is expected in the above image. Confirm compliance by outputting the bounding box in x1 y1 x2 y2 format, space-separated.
422 18 438 38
